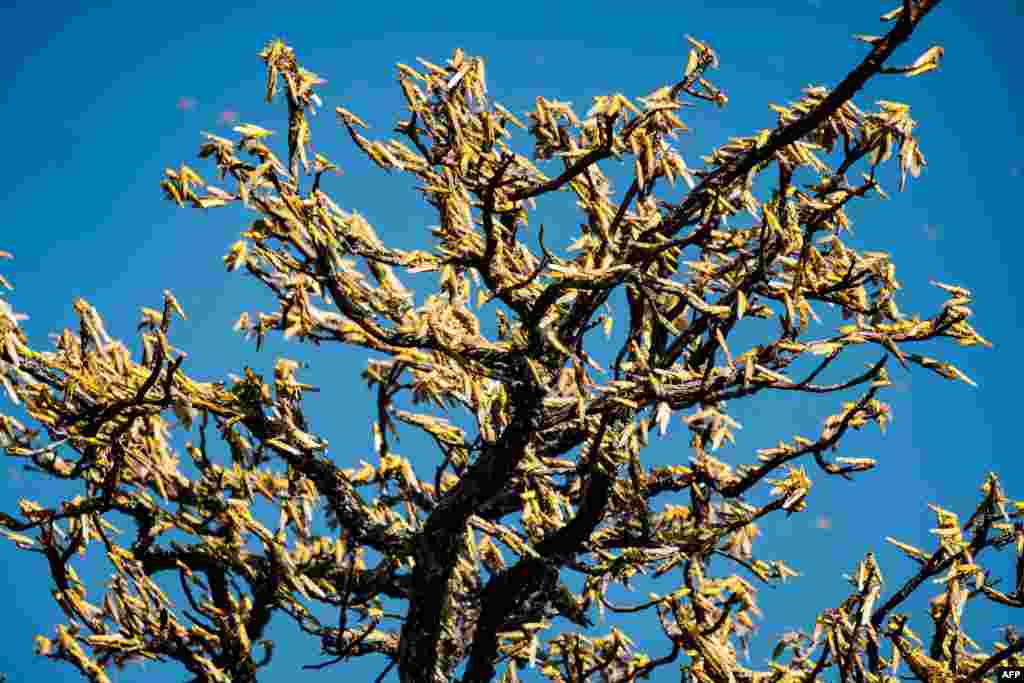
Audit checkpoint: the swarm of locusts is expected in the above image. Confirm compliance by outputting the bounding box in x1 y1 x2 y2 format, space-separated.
1 1 1022 682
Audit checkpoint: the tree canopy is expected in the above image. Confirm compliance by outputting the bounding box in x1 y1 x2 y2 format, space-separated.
1 1 1022 682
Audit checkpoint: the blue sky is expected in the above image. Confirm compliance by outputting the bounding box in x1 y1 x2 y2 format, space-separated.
1 1 1021 682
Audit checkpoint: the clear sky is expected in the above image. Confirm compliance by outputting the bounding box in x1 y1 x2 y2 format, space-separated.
1 2 1021 682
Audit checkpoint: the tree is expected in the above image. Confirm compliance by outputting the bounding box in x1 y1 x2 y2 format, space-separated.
0 1 1021 682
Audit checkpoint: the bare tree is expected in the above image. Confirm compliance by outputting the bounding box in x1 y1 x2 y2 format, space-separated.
1 1 1021 682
